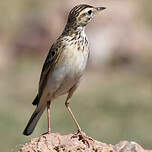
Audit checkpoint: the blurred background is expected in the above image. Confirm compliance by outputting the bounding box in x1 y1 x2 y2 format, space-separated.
0 0 152 151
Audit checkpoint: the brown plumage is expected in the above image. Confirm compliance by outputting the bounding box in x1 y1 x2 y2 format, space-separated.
23 4 106 138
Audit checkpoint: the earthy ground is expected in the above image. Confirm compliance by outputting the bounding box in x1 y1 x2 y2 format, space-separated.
19 132 152 152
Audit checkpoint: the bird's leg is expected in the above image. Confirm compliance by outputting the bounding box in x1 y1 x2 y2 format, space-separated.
42 100 52 135
65 96 92 146
65 86 92 147
65 85 82 132
65 97 82 132
47 100 51 134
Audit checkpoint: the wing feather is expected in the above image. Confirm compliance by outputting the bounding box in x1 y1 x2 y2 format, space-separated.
37 40 65 104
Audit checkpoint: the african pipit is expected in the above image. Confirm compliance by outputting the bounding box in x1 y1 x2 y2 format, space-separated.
23 4 106 136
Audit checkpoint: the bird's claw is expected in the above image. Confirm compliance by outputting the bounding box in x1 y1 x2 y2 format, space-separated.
72 130 93 147
42 130 51 136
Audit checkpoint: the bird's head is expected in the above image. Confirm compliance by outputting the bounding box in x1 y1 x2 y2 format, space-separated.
67 4 106 28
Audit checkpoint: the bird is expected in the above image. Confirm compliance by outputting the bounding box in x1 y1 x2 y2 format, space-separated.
23 4 106 137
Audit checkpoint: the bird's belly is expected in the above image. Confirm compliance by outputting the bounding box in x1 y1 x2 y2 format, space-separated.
47 48 89 98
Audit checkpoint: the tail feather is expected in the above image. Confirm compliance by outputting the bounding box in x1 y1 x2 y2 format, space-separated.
23 106 45 136
32 95 39 105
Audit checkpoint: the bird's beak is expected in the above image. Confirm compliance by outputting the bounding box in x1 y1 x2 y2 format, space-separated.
95 7 106 13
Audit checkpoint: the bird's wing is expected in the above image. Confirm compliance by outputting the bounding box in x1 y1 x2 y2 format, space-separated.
37 40 65 104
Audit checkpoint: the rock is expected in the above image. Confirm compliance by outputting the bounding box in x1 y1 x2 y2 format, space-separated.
18 133 152 152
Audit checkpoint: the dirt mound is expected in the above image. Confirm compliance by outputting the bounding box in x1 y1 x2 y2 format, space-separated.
19 132 152 152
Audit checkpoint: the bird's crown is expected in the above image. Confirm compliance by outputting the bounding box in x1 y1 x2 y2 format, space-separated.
67 4 106 27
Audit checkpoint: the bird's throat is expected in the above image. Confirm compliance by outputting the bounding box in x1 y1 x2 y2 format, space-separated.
62 23 85 37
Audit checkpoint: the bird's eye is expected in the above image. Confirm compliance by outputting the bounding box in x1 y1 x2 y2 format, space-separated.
87 10 92 15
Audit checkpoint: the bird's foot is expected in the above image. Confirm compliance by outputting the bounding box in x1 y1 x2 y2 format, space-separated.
42 129 51 135
72 130 93 147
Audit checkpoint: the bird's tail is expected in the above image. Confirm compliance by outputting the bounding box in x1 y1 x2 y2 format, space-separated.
32 94 39 105
23 105 46 136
